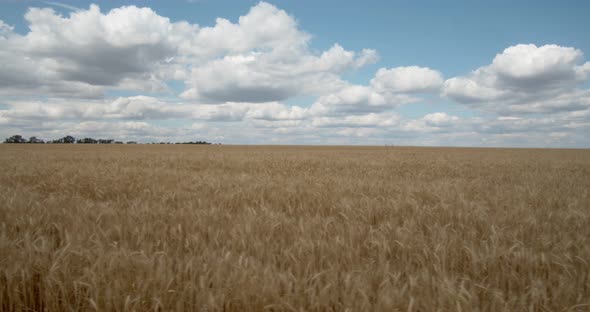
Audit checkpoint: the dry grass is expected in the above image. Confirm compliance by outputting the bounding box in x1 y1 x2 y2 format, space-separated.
1 144 589 311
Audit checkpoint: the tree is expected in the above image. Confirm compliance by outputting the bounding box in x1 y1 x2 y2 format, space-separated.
54 136 75 144
28 136 44 144
77 138 97 144
181 140 211 144
4 135 26 143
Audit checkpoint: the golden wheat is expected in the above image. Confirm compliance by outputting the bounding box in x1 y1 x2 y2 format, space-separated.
1 144 589 311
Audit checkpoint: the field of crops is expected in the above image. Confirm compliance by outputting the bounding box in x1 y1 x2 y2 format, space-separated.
1 145 589 311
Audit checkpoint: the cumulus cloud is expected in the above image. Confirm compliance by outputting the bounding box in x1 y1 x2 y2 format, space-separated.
310 85 392 115
443 44 590 114
22 5 178 82
70 121 173 139
310 66 441 116
400 112 463 133
178 3 378 103
492 44 586 85
187 2 309 59
0 20 13 35
371 66 443 93
0 5 192 97
180 51 354 103
0 2 377 103
0 96 310 124
181 43 377 103
422 112 460 126
1 97 181 121
244 102 308 121
312 112 400 128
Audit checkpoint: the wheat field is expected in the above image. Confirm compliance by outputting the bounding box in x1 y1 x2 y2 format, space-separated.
0 144 589 311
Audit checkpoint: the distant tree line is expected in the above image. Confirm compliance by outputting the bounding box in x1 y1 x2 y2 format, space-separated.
3 135 212 145
149 141 212 145
178 141 212 145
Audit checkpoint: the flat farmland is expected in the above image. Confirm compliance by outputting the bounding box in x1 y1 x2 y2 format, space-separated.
1 145 589 311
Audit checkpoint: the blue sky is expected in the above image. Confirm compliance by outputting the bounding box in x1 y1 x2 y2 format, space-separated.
1 0 590 146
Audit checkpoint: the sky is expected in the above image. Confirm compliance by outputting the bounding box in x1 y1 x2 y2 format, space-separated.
1 0 589 146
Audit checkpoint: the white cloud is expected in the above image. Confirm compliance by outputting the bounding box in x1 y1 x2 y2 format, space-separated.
371 66 443 93
0 96 310 124
1 96 182 121
354 49 380 68
335 127 380 138
0 2 377 103
181 43 376 103
422 112 460 126
188 2 309 59
443 44 590 114
0 20 13 35
312 112 399 128
310 85 391 115
400 113 463 133
0 5 190 97
178 3 379 103
492 44 583 83
244 102 308 121
309 66 441 116
71 121 173 139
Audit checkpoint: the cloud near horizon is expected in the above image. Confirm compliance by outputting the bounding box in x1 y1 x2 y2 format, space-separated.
443 44 590 114
0 2 589 146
